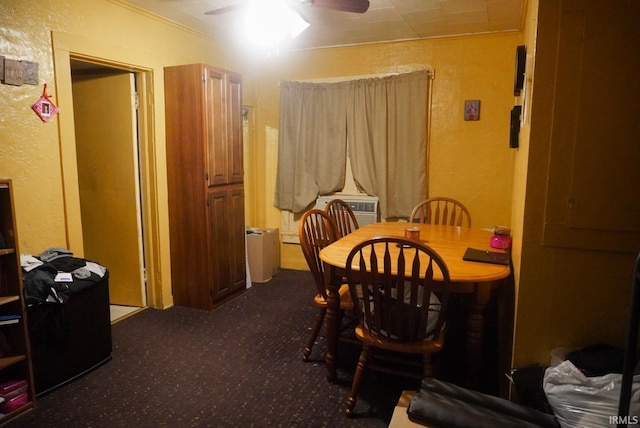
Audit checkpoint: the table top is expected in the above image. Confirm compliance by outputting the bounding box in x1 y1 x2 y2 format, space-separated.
319 222 511 283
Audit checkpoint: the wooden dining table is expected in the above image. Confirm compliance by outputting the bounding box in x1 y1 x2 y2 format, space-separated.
319 222 511 389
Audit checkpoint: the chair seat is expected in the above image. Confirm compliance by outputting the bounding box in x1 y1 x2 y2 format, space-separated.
355 325 445 354
314 284 353 310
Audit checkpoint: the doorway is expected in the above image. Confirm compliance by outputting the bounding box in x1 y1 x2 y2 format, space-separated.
70 59 147 321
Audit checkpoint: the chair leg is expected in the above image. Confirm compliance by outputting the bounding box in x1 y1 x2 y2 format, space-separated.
345 345 371 417
303 307 326 361
422 353 434 378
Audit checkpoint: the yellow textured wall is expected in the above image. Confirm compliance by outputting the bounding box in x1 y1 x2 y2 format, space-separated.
0 0 521 299
0 0 246 307
248 34 522 269
510 0 538 310
2 0 634 382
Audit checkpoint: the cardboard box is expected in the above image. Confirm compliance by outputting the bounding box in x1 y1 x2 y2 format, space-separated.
264 228 280 276
246 228 280 283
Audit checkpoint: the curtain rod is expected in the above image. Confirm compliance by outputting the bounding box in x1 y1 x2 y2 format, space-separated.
291 69 434 84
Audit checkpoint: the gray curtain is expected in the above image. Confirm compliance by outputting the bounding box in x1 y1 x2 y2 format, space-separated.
274 80 347 213
348 70 431 218
274 70 432 217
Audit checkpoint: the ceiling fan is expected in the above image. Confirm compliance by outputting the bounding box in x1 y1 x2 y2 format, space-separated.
204 0 370 16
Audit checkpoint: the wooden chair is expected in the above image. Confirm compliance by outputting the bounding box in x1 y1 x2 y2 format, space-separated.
344 236 451 416
410 197 472 227
325 199 360 238
298 209 353 362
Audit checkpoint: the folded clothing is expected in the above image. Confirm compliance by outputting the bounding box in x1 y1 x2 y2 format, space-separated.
23 258 109 305
407 378 559 428
37 247 74 262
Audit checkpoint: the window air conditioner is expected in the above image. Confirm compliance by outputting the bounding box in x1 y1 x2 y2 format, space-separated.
315 194 380 227
279 194 380 244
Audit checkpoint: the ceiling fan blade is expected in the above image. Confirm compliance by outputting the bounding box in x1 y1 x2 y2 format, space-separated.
305 0 370 13
204 4 243 15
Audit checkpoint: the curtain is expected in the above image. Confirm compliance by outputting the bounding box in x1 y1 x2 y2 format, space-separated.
273 80 347 213
274 71 432 217
348 70 431 218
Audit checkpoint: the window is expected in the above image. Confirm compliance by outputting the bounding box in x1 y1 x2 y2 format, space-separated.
274 70 433 219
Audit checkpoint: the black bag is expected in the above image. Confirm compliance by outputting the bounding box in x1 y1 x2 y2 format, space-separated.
567 343 625 377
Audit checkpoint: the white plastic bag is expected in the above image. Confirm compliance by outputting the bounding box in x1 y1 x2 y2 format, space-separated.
543 360 640 428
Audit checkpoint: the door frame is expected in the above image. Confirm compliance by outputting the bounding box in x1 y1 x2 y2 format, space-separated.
52 32 165 308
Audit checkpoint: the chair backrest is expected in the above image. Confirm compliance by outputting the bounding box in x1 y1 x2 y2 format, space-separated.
410 197 472 227
345 236 451 344
325 199 360 238
299 209 339 300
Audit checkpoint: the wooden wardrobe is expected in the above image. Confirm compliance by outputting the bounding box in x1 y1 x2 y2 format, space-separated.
164 64 246 310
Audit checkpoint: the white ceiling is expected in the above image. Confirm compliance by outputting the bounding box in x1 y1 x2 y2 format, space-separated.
124 0 525 50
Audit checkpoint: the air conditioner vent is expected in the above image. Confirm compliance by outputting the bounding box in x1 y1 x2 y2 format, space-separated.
280 194 380 244
347 201 376 213
315 195 380 227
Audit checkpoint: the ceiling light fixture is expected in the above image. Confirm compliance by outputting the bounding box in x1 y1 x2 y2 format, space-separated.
243 0 310 48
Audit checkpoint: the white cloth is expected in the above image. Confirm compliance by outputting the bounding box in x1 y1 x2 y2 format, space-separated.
20 254 43 272
85 261 107 277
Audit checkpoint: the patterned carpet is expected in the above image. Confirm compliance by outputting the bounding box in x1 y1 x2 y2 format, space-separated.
8 269 419 427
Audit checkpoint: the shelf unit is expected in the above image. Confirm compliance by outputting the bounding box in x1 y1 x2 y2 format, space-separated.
0 178 35 422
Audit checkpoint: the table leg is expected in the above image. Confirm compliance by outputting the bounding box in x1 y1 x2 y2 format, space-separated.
324 265 341 383
465 283 493 390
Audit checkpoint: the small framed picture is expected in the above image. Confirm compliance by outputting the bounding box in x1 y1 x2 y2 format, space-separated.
31 84 59 122
464 100 480 121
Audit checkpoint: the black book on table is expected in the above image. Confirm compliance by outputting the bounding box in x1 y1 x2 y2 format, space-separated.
463 248 510 265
